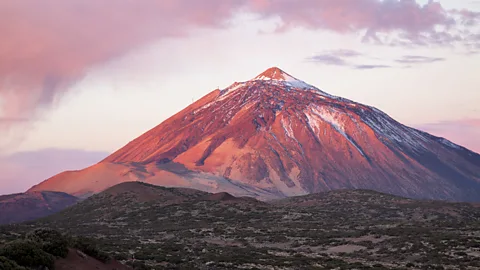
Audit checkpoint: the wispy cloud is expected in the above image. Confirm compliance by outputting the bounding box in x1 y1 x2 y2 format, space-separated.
0 117 30 124
354 65 392 70
306 50 360 66
396 55 446 64
307 49 390 69
327 49 363 58
308 55 348 66
308 50 447 69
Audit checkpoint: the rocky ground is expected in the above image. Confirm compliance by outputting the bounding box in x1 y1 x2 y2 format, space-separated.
2 182 480 269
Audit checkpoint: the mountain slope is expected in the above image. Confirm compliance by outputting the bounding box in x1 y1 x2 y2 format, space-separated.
0 191 79 224
30 67 480 201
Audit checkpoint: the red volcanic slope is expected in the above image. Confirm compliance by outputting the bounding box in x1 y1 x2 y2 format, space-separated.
30 67 480 201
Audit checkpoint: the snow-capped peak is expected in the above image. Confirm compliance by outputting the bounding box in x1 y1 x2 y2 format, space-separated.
253 67 299 82
251 67 314 90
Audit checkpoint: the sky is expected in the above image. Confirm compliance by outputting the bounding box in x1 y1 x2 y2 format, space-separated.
0 0 479 194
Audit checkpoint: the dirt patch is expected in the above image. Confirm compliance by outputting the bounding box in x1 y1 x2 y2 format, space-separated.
55 248 131 270
341 235 392 244
322 245 366 254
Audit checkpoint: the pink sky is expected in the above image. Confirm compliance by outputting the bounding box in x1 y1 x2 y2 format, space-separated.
0 0 479 194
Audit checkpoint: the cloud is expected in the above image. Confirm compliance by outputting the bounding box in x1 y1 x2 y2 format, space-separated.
252 0 451 33
327 49 363 58
0 118 31 153
0 0 248 148
307 49 358 65
396 55 446 64
0 117 29 125
307 49 363 66
308 50 447 69
0 148 108 195
354 64 392 70
415 119 480 154
307 49 390 69
251 0 479 47
307 56 348 66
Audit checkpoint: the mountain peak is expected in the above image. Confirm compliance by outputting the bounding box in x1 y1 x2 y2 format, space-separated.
250 67 317 90
253 67 298 81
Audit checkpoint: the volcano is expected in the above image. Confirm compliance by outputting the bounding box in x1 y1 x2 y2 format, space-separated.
29 67 480 201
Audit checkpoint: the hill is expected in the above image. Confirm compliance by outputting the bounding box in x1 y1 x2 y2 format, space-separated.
0 191 79 225
5 182 480 269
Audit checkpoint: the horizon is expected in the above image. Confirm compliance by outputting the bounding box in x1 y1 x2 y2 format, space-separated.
1 0 480 195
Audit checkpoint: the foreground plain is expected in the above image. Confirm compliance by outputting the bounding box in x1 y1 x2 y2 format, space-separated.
2 182 480 270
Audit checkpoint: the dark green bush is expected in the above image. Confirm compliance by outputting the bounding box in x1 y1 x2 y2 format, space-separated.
126 260 151 270
71 236 110 263
0 256 27 270
25 228 69 258
0 240 54 269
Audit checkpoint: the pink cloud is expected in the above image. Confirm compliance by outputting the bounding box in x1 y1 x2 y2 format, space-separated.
0 148 108 195
415 119 480 154
250 1 450 32
0 2 245 109
0 0 247 148
250 0 479 47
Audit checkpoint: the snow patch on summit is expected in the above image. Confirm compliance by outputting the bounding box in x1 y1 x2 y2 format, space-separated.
253 67 297 81
254 75 313 89
253 67 314 90
285 80 314 89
